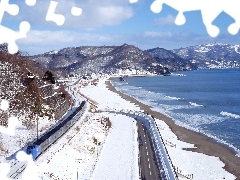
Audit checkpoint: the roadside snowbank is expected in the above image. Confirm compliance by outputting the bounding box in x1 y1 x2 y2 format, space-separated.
92 113 139 180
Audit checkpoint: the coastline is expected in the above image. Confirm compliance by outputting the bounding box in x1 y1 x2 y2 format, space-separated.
105 79 240 179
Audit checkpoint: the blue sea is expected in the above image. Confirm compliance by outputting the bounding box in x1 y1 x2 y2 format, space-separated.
112 69 240 156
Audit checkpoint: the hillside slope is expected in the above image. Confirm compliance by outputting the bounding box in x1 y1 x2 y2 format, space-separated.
0 52 73 158
146 47 197 71
31 44 170 75
172 42 240 69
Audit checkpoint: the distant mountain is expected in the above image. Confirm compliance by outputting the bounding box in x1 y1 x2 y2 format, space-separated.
31 44 170 75
172 42 240 69
32 42 240 76
145 47 197 71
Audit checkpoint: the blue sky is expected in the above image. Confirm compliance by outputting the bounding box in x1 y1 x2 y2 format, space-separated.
3 0 240 55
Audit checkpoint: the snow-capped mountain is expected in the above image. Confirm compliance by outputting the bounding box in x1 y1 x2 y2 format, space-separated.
31 42 240 75
146 47 197 71
31 44 171 75
172 42 240 69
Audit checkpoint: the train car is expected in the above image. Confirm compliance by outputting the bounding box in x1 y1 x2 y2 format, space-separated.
26 101 86 159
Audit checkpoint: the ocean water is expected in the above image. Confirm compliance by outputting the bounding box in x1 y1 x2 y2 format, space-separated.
112 69 240 156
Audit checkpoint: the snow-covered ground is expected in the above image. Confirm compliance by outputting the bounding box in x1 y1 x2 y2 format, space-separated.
0 115 56 162
38 112 111 180
92 113 138 180
36 76 140 180
1 74 236 179
79 77 140 180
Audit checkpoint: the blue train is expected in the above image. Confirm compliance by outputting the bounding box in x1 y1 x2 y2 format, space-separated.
26 101 87 160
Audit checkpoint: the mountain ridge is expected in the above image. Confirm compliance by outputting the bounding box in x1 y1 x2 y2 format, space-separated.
31 44 171 75
31 42 240 76
145 47 197 71
172 42 240 69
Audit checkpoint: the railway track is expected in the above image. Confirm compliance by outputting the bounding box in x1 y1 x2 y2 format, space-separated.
5 102 88 179
7 159 27 179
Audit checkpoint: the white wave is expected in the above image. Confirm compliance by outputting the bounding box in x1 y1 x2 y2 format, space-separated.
115 83 182 103
171 73 186 76
152 106 240 156
189 102 204 107
202 132 240 157
114 82 240 156
165 96 182 100
174 112 225 126
157 112 240 157
153 104 191 112
115 85 161 107
113 82 128 86
220 111 240 119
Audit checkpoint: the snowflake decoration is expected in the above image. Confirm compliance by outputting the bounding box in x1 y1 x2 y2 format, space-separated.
0 99 48 179
150 0 240 37
0 99 21 136
0 0 82 54
130 0 240 37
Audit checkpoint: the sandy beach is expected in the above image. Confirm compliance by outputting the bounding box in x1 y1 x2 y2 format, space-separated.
105 79 240 179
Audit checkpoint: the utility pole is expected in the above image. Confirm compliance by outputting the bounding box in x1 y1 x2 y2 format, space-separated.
75 158 81 180
36 116 38 140
97 139 98 158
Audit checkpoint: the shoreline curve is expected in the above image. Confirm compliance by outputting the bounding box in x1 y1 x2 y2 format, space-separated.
105 79 240 179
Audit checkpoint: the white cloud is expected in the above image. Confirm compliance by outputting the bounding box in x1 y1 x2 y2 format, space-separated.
144 31 173 38
16 30 205 54
17 29 240 55
154 15 175 26
16 0 134 29
17 30 117 55
96 6 133 26
140 30 216 50
66 0 134 28
19 30 113 46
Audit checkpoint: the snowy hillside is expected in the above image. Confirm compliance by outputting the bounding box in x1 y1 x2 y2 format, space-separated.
31 44 170 75
172 42 240 69
0 52 72 161
146 47 197 71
